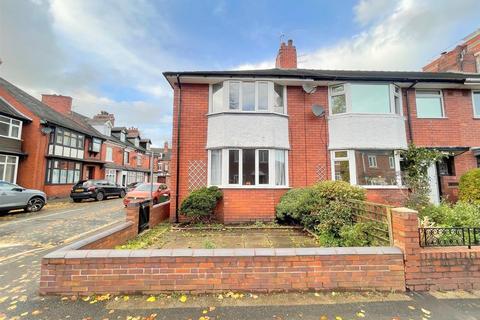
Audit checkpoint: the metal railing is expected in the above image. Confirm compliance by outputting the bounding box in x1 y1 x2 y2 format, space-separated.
344 199 393 245
419 227 480 249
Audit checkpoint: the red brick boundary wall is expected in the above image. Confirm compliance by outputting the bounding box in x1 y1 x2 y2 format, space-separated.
391 207 480 291
40 247 405 295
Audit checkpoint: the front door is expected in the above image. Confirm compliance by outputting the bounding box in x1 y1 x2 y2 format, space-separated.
121 172 127 187
87 167 95 180
427 164 440 205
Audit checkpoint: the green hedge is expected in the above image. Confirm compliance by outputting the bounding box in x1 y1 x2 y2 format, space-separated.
419 201 480 227
180 186 223 222
275 181 374 246
459 168 480 204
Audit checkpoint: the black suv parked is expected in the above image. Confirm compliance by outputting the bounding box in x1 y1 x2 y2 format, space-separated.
70 180 126 202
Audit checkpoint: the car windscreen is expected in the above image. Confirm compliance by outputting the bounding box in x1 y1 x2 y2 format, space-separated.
74 180 94 188
134 183 159 191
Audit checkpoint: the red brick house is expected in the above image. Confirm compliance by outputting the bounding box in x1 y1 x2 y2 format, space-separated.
164 39 480 223
151 141 172 186
0 77 158 198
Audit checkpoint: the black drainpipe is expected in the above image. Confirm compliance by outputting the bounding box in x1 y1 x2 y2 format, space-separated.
174 74 182 223
405 81 418 144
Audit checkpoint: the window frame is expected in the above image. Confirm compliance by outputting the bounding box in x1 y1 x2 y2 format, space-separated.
367 155 378 168
331 150 403 189
328 83 402 116
472 90 480 118
0 154 19 183
0 115 22 139
106 146 113 162
207 148 288 188
415 89 445 119
49 127 85 159
209 80 287 115
45 159 82 185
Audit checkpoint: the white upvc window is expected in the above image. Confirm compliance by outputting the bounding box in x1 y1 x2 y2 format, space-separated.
329 83 402 115
415 89 445 118
209 80 286 114
331 150 403 188
0 115 22 139
0 154 19 183
105 168 116 184
473 91 480 118
208 148 288 188
106 146 113 162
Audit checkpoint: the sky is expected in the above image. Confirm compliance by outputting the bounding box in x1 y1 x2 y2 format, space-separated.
0 0 479 146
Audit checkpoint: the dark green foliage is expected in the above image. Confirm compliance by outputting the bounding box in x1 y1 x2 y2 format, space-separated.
419 201 480 227
339 222 383 247
459 168 480 204
275 181 373 246
180 187 223 222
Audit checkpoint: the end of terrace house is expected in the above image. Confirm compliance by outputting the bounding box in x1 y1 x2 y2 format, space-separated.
163 37 480 224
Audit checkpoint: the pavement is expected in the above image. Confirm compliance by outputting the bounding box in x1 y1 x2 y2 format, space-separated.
0 198 480 320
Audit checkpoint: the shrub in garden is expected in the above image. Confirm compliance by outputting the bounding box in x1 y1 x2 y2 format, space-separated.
419 201 480 227
311 180 366 202
180 186 223 222
275 187 318 223
459 168 480 204
339 222 382 247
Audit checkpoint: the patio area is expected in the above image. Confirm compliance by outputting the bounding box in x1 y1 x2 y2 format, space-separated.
119 224 321 249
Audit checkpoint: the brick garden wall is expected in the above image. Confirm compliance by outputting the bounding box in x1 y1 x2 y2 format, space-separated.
391 207 480 291
39 247 405 295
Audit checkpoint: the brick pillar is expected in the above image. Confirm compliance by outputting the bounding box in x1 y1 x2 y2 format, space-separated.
391 207 422 291
126 202 141 234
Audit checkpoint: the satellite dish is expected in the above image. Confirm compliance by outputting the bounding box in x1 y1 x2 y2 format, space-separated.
302 83 317 94
312 104 325 117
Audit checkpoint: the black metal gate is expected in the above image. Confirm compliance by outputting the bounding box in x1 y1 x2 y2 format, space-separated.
138 200 150 233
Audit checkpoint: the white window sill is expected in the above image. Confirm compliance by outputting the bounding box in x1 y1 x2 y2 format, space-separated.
328 113 403 119
211 185 290 190
0 134 21 140
416 117 448 119
207 111 288 118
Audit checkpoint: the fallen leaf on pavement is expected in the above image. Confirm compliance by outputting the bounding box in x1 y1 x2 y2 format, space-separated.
335 316 343 320
356 311 365 318
123 296 130 301
31 310 42 316
146 296 156 302
408 306 415 310
421 308 431 315
320 315 328 320
179 295 187 303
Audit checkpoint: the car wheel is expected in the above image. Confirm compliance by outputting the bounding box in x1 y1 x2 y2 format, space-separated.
119 190 126 198
95 192 105 201
25 197 45 212
73 199 82 203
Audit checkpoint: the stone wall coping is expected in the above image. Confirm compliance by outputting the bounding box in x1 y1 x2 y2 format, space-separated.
44 245 402 260
127 200 171 209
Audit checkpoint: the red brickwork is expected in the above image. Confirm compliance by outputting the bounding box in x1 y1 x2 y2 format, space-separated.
392 207 480 291
275 40 297 69
41 94 73 114
366 189 407 206
39 247 405 295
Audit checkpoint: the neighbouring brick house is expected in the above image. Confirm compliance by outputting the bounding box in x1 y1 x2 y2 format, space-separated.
0 97 31 183
0 77 158 198
151 141 172 186
164 39 480 223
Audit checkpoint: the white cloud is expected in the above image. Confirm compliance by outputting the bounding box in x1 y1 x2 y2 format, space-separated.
236 0 480 71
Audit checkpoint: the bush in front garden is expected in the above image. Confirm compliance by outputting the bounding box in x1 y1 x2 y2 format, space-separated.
275 187 319 223
180 186 223 222
419 201 480 227
459 168 480 204
311 180 366 202
339 222 383 247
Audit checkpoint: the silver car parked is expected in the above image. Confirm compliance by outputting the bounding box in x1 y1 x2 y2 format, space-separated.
0 180 47 213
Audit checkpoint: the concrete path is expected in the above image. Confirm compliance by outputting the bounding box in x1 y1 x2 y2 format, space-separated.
1 199 480 319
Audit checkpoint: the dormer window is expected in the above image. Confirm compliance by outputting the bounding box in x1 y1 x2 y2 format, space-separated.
120 132 126 142
134 138 139 147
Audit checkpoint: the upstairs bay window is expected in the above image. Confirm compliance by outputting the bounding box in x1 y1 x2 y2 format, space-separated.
210 81 286 114
209 148 287 187
49 128 85 159
415 90 444 118
332 150 402 187
329 83 402 115
0 116 22 139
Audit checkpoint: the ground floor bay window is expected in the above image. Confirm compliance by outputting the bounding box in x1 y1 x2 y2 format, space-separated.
208 149 288 187
0 154 18 183
331 150 402 187
46 159 82 184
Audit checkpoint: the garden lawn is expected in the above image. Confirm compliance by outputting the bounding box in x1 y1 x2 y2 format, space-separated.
118 224 320 249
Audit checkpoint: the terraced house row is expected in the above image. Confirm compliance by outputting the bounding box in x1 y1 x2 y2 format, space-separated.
165 30 480 223
0 77 170 198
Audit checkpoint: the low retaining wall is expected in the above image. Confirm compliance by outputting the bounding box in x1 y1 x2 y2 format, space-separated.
392 207 480 291
40 247 405 295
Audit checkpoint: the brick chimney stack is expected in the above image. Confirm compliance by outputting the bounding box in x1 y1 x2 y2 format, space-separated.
164 141 169 153
93 111 115 126
275 39 297 69
41 94 73 114
127 127 140 138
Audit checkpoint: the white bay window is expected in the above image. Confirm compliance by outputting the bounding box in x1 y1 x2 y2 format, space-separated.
208 148 288 187
210 80 286 114
331 150 402 187
329 83 402 115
